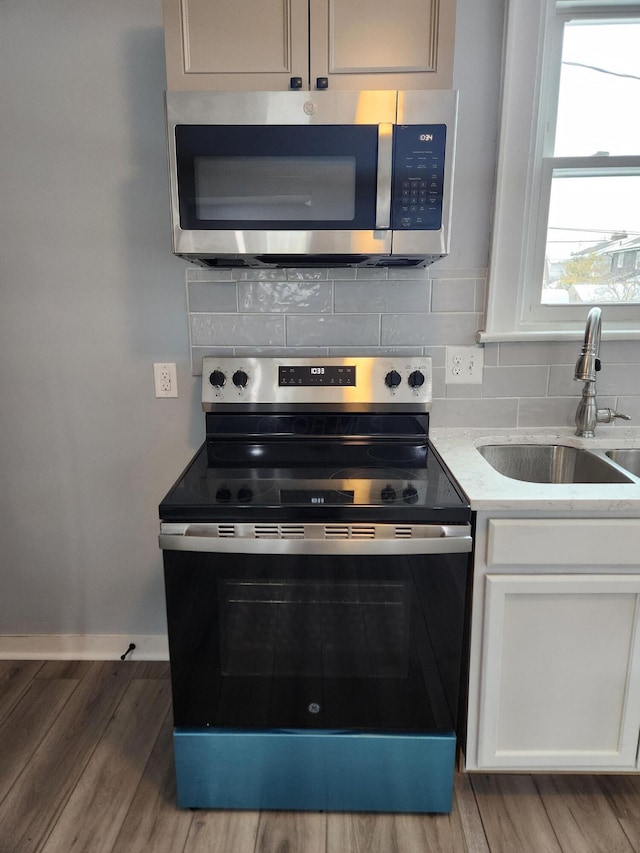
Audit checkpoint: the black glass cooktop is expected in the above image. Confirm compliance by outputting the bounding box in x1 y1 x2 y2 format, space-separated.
160 439 470 524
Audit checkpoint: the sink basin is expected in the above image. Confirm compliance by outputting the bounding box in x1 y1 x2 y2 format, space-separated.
605 449 640 477
477 444 633 484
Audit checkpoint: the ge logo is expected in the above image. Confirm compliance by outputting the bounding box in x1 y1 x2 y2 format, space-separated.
303 101 317 116
308 702 321 714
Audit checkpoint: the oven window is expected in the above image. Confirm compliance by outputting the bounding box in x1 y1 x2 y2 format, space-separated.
194 156 356 222
220 580 408 678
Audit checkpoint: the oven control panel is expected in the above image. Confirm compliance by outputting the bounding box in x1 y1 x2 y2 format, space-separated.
201 356 432 410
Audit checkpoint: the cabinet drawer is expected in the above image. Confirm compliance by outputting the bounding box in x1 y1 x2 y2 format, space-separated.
486 518 640 567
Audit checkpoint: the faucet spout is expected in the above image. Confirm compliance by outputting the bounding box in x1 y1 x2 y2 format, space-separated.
574 306 601 382
573 307 630 436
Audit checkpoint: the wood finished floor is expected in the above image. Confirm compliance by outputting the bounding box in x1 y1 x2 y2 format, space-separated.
2 660 640 853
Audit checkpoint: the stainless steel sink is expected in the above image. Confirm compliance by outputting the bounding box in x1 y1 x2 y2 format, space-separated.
605 449 640 477
477 444 633 484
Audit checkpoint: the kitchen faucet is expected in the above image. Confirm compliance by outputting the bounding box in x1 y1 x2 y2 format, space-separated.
574 306 630 437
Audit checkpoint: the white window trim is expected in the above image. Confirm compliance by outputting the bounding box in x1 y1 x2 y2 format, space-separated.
480 0 640 343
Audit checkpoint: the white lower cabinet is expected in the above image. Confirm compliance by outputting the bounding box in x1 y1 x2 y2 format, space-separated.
467 515 640 772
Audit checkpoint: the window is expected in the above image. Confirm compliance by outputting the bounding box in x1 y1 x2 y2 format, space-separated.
481 0 640 341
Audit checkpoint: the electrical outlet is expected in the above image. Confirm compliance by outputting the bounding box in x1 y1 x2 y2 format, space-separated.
153 363 178 398
445 346 484 385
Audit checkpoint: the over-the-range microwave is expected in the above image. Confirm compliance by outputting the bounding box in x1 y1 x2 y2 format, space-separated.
165 89 457 269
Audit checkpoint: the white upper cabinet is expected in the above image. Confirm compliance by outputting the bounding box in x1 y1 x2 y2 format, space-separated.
163 0 455 91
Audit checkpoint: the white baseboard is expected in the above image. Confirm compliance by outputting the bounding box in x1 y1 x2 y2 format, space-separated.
0 634 169 661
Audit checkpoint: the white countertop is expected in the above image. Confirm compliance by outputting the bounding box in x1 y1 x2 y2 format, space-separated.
430 426 640 512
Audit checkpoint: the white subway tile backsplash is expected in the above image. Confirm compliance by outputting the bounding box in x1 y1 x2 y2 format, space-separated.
187 282 238 313
498 341 576 366
191 314 284 347
286 314 380 347
354 268 389 280
233 269 287 281
445 384 482 399
335 280 430 314
431 397 518 428
595 363 640 396
184 267 640 427
328 346 423 356
423 346 446 368
482 365 549 398
286 269 329 281
238 281 332 314
517 397 604 429
382 312 480 347
430 278 476 312
616 397 640 422
548 365 582 398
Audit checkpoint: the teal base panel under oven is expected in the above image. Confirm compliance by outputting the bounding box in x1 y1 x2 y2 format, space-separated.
173 728 456 813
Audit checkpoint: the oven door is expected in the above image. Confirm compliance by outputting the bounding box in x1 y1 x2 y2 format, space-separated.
161 525 471 733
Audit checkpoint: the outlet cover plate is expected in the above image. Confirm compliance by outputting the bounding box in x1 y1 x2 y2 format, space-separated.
154 362 178 398
445 347 484 385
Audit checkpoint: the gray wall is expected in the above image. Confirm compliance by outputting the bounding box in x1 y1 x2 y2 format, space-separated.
1 0 638 642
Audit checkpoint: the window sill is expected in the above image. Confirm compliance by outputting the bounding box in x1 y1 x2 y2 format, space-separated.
478 328 640 343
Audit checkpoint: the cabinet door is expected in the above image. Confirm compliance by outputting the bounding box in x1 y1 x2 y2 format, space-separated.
309 0 455 91
163 0 309 91
477 574 640 770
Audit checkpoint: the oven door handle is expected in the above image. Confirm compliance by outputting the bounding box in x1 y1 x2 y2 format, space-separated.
159 523 472 555
375 123 394 230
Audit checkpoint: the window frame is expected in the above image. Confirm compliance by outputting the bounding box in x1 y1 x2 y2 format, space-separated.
480 0 640 342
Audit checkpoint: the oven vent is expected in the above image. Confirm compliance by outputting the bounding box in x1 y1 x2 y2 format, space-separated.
217 524 236 538
324 525 376 540
394 526 414 538
254 524 305 539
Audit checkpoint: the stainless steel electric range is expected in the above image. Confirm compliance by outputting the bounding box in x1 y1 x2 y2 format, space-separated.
159 356 472 814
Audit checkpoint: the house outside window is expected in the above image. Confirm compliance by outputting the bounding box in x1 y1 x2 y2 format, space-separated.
481 0 640 341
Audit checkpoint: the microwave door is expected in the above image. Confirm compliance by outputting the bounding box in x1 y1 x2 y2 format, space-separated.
375 123 393 230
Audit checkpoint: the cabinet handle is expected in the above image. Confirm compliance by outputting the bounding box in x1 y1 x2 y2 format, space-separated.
290 77 303 89
375 123 393 230
315 77 329 89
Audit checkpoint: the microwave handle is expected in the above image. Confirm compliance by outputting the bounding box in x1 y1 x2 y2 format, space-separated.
375 123 394 230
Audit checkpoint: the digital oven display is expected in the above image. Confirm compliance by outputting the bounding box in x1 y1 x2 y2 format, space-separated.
278 365 356 386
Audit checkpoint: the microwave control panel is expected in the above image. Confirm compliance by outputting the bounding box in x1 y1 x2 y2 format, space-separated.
391 125 447 230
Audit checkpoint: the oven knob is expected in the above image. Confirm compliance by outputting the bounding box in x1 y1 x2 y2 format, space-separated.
381 485 397 503
408 370 425 388
403 485 419 504
237 486 253 503
209 370 226 388
215 486 232 502
385 370 402 389
232 370 249 388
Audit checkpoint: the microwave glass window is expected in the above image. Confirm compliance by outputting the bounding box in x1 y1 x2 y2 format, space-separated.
194 156 357 222
174 124 379 230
